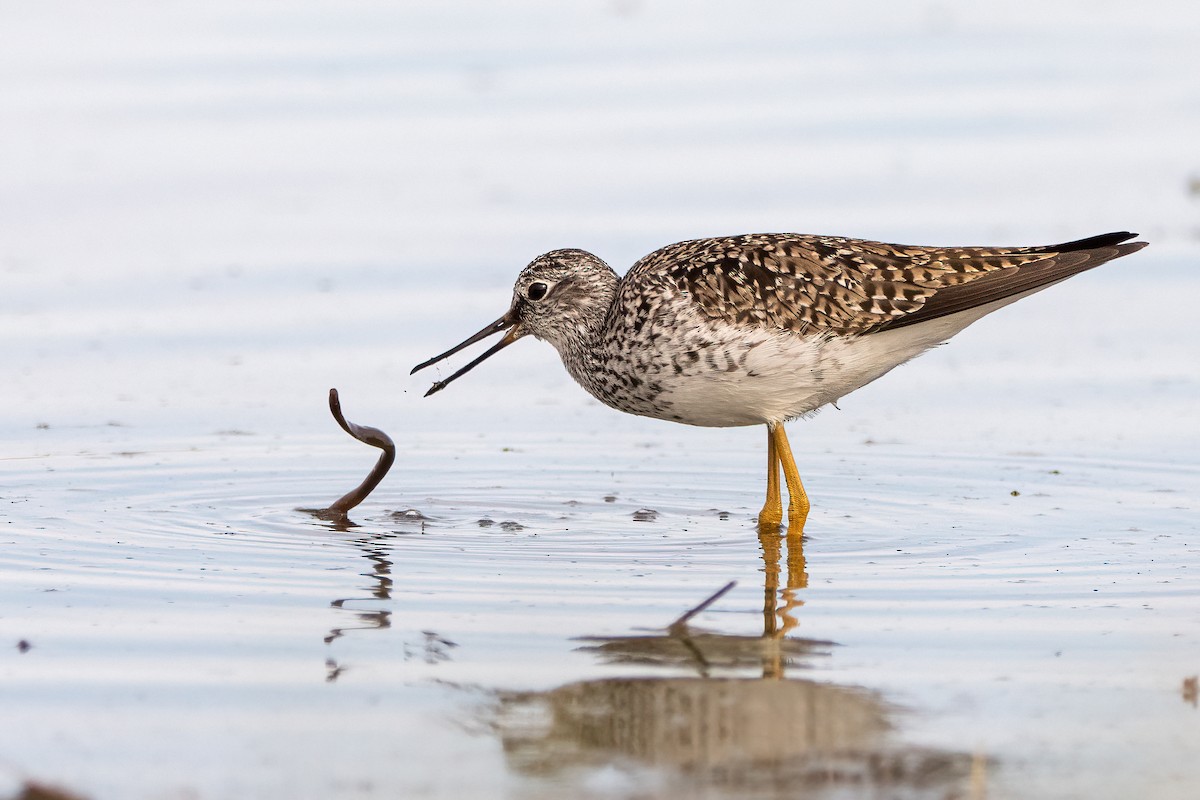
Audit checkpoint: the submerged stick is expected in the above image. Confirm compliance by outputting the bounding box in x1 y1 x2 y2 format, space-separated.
322 388 396 517
667 580 737 633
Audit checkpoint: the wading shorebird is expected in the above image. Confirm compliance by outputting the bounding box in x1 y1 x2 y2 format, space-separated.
412 231 1147 530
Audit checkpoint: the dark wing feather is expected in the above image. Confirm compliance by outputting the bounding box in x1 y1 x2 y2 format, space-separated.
875 233 1147 331
620 232 1146 336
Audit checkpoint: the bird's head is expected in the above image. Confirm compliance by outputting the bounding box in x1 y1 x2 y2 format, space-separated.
412 249 618 395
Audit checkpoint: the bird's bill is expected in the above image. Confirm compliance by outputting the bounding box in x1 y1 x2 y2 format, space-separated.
411 310 521 397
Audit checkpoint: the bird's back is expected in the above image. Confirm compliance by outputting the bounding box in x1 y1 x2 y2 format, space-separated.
614 232 1147 338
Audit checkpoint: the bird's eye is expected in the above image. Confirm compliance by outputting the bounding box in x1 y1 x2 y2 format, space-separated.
526 282 549 301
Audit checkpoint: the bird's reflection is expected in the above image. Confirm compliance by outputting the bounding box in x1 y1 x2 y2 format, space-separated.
491 522 978 797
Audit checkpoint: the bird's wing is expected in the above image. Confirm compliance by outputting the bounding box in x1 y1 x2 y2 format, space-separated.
622 232 1146 337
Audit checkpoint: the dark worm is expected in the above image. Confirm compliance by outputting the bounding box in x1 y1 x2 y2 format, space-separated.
315 388 396 521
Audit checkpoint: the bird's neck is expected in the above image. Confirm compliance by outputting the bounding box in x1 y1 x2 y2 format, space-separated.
554 269 620 376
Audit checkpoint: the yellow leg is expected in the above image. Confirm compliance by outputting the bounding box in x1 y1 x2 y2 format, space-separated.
771 424 810 527
758 424 783 528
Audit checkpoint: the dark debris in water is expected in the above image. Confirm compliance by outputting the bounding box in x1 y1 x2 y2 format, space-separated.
404 631 458 664
632 508 658 522
13 781 91 800
16 639 32 653
473 517 524 531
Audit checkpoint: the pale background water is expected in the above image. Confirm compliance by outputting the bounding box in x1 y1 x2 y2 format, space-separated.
2 2 1198 799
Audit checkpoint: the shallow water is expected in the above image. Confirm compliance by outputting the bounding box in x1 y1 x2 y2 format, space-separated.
4 422 1197 799
3 2 1200 799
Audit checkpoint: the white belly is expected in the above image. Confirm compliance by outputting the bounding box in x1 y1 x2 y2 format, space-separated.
650 328 881 427
641 295 1028 428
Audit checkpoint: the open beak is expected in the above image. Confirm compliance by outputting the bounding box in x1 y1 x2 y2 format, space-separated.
411 308 521 397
